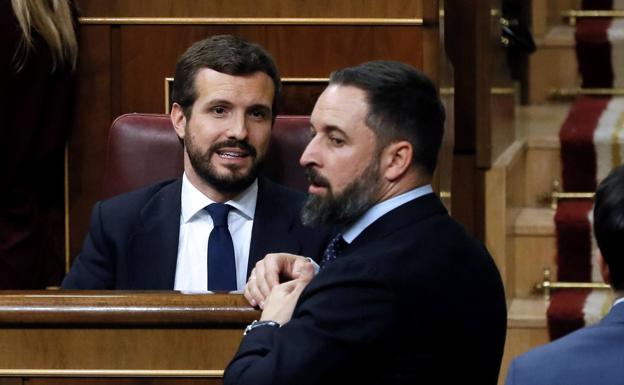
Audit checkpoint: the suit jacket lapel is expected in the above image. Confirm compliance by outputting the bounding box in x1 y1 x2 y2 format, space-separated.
126 180 182 289
347 193 447 253
248 178 300 277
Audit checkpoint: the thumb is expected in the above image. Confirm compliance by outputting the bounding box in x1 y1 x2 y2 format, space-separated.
275 279 299 294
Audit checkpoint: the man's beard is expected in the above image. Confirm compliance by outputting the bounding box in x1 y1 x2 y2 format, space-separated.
185 135 263 194
301 158 381 227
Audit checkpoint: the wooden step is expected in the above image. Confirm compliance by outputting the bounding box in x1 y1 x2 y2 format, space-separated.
512 207 557 298
514 207 555 236
517 104 569 206
529 26 579 103
500 296 550 384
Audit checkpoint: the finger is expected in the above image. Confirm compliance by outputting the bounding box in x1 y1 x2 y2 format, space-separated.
244 275 258 307
295 262 315 283
243 286 256 307
273 278 299 295
263 254 282 288
245 272 267 308
291 257 314 279
255 260 273 299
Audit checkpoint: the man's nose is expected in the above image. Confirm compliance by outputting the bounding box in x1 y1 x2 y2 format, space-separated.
300 135 320 168
227 114 248 140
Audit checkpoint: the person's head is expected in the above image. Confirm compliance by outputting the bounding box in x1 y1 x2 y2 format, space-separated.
593 164 624 291
170 35 281 201
300 60 445 226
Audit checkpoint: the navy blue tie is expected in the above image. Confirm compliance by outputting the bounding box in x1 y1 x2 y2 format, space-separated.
206 203 237 291
320 233 346 269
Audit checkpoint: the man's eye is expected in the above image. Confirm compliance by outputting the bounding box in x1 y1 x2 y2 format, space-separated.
250 109 267 119
329 136 345 146
212 106 226 115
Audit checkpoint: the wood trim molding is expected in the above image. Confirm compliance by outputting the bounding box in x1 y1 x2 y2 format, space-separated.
0 292 258 325
281 78 329 83
79 17 424 26
0 369 223 377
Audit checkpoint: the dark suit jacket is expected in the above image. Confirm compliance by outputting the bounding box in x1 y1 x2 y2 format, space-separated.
505 301 624 385
224 193 507 385
62 178 328 289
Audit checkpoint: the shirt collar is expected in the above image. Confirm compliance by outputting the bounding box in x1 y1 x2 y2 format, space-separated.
180 173 258 223
613 295 624 308
341 184 434 244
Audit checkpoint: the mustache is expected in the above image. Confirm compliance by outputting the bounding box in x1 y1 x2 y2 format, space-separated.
305 166 330 187
209 139 257 157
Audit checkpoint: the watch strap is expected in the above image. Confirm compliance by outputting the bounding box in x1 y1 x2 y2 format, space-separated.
244 320 280 335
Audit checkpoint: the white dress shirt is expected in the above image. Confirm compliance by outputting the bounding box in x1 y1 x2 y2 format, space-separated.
174 173 257 293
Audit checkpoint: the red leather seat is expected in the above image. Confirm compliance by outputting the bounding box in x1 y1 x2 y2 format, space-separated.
102 113 311 198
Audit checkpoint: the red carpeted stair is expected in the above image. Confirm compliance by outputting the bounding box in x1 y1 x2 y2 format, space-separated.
547 0 623 339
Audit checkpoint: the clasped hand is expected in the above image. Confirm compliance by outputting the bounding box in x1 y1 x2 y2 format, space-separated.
245 253 315 325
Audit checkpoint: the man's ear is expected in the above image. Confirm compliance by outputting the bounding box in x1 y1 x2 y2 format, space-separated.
171 103 187 141
380 140 413 182
599 252 612 285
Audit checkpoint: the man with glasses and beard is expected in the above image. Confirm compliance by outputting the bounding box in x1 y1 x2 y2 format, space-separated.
62 35 327 291
226 61 507 385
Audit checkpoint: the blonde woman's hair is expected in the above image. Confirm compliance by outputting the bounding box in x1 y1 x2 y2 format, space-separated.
11 0 78 72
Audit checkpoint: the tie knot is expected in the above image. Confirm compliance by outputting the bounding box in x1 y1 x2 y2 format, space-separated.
206 203 230 227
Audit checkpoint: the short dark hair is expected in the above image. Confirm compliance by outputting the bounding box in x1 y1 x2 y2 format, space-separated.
329 60 445 175
171 35 281 119
594 165 624 290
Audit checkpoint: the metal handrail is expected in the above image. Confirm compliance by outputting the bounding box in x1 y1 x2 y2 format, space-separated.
561 9 624 26
548 180 594 209
534 268 611 300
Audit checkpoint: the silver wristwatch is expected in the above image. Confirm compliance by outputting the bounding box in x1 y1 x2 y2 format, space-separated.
244 320 280 335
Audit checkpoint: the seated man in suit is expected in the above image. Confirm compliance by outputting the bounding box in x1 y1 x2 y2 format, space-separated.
62 35 327 291
224 61 507 385
505 164 624 385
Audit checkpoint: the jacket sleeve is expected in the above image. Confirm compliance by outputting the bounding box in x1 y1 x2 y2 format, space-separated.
223 267 397 385
504 358 517 385
61 202 116 289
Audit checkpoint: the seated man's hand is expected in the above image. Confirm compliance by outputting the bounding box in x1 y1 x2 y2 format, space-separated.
259 262 315 325
245 253 315 308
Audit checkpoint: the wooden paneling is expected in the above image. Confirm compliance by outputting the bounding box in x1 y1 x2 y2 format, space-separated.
76 0 424 18
68 6 437 260
445 0 514 238
0 292 254 372
115 25 424 113
281 82 326 115
434 1 454 210
68 26 112 263
0 292 256 384
451 155 481 238
2 328 241 370
513 210 558 298
491 93 516 166
485 141 526 299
